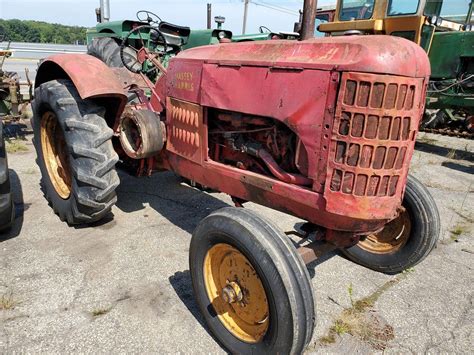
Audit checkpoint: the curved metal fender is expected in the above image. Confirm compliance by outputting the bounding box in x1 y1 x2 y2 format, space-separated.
35 54 127 110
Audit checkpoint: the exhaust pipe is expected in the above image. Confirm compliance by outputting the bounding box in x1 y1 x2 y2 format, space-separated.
300 0 318 40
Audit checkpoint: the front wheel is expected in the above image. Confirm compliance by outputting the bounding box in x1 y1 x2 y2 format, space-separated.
32 79 119 225
190 207 315 354
342 175 440 274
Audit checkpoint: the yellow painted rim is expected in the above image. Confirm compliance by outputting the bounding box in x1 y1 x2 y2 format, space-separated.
359 209 411 254
203 243 269 343
40 111 71 199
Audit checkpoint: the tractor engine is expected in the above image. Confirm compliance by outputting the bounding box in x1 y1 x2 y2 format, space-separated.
154 35 430 234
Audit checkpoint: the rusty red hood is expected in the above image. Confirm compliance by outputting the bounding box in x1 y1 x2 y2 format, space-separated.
176 35 430 78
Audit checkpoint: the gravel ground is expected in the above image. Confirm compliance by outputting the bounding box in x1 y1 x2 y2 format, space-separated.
0 132 472 353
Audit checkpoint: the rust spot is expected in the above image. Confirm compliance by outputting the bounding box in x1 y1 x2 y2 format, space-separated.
394 147 407 169
378 117 391 140
347 144 360 167
389 176 399 196
367 175 380 196
340 112 351 135
370 83 385 108
373 147 386 169
351 114 365 137
401 117 411 140
357 81 371 107
331 169 343 191
397 85 408 110
335 142 347 163
344 80 357 105
405 86 415 110
354 174 368 196
378 176 390 196
390 117 401 140
385 83 398 109
384 147 398 169
359 145 373 168
365 115 379 139
342 172 355 194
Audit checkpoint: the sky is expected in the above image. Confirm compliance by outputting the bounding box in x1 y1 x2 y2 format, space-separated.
0 0 336 34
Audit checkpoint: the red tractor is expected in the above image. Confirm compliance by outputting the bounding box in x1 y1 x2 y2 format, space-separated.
32 22 440 353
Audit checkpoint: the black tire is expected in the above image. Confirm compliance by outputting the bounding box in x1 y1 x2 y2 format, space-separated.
31 79 119 225
190 207 315 354
342 175 440 274
0 119 14 232
87 37 140 71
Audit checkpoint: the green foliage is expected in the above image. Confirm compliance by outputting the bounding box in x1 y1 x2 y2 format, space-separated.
0 19 87 44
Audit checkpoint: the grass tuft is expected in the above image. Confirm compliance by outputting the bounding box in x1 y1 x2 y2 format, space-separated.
319 278 403 349
91 306 112 317
6 140 28 154
0 292 19 310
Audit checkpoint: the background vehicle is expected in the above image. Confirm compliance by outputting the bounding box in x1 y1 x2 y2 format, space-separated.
87 10 233 81
320 0 474 137
0 118 14 232
0 39 32 137
31 5 440 353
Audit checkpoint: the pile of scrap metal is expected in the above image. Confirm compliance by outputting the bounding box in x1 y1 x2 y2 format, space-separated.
0 42 33 138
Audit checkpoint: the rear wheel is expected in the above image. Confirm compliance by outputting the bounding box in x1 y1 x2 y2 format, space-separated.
342 175 440 274
32 79 119 225
87 37 141 72
0 119 14 232
190 207 315 354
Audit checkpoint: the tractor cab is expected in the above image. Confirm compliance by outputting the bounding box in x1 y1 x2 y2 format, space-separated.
319 0 474 52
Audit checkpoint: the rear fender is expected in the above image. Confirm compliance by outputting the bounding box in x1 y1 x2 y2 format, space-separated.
35 54 128 127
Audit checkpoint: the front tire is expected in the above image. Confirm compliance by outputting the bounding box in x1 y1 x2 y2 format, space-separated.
32 79 119 225
342 175 440 274
190 207 315 354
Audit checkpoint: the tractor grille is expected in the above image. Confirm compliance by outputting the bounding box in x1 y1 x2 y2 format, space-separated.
324 72 426 219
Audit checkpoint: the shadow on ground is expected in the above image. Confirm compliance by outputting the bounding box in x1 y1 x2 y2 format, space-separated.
415 141 473 162
115 170 230 234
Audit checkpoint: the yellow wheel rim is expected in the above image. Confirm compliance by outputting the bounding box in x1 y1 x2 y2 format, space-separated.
40 111 72 199
359 209 411 254
203 243 269 343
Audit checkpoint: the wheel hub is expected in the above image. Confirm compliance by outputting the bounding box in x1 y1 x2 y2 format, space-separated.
204 243 269 343
40 111 71 199
359 209 412 254
222 282 243 304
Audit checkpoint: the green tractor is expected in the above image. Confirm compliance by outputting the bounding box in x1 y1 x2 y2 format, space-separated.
319 0 474 136
86 10 233 81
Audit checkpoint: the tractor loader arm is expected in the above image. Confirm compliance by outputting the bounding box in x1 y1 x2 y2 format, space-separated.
35 54 128 125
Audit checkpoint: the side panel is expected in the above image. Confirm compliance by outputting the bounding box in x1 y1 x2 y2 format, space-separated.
166 97 206 165
199 64 333 183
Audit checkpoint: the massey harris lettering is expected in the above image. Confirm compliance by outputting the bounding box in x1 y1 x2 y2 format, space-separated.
175 72 194 92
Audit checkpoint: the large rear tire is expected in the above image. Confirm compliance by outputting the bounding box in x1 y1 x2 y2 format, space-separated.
342 175 440 274
87 37 140 71
0 119 15 232
32 79 119 225
190 207 315 354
